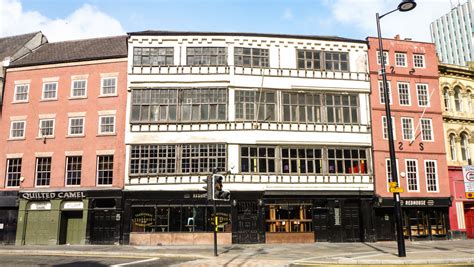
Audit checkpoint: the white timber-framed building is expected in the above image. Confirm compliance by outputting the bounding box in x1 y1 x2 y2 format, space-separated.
123 31 374 245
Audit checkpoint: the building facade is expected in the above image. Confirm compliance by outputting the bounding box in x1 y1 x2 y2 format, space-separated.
124 31 374 245
430 0 473 66
0 36 128 245
367 36 450 241
439 62 474 239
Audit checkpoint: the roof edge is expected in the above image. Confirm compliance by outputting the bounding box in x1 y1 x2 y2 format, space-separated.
8 55 127 69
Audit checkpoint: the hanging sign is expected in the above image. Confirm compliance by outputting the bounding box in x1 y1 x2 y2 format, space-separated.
463 166 474 198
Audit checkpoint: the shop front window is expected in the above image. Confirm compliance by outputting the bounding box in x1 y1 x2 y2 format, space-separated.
402 209 448 239
265 202 312 233
130 203 231 233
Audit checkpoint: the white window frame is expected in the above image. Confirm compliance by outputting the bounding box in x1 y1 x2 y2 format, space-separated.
420 118 434 142
405 159 420 192
416 84 430 107
395 52 407 67
13 84 29 103
100 77 117 96
385 158 399 192
41 82 58 100
382 116 396 140
401 117 414 140
449 134 457 161
98 115 116 135
9 120 26 139
424 160 439 193
38 118 55 138
70 79 88 98
68 117 85 136
378 80 392 104
377 50 389 65
397 82 411 106
96 154 114 186
413 54 425 68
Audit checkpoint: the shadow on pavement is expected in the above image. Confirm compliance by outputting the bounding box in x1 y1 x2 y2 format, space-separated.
54 261 108 267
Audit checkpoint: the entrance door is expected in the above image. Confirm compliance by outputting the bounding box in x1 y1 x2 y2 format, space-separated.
0 209 18 245
90 210 116 244
313 208 329 241
465 206 474 239
342 203 361 242
233 200 262 244
375 209 394 241
59 211 83 245
25 211 55 245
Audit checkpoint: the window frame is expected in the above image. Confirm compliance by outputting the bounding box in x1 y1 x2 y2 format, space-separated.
377 50 389 65
425 160 439 192
35 157 52 187
38 118 55 138
13 84 29 103
5 158 22 188
98 115 116 135
281 147 323 175
416 83 430 107
378 80 392 104
449 134 457 161
235 90 276 122
70 79 87 98
186 47 228 66
65 156 82 186
395 52 407 67
41 82 58 101
385 158 399 192
100 77 118 96
240 145 277 174
413 54 426 68
405 159 419 192
9 120 26 139
133 47 174 67
97 155 114 185
382 116 396 140
401 117 414 141
397 82 411 106
234 47 269 68
420 118 434 142
68 117 85 136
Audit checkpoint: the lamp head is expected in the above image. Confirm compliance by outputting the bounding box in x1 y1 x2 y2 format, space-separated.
398 0 416 12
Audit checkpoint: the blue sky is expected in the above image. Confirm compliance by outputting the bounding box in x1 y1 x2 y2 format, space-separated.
1 0 453 42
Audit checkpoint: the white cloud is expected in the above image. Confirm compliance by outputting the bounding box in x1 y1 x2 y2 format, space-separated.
0 0 125 41
326 0 452 42
283 8 294 20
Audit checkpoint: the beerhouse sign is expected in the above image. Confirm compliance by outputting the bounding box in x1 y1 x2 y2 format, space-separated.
21 191 86 200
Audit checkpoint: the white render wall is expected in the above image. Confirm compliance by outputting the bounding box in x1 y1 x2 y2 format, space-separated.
125 33 372 192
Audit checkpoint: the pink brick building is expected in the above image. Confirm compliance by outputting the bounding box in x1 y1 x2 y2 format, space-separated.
0 36 128 245
367 36 450 241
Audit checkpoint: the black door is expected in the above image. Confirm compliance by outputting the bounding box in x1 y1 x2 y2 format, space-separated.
0 209 18 245
342 203 361 242
90 210 116 244
233 200 263 244
375 209 394 241
313 208 329 241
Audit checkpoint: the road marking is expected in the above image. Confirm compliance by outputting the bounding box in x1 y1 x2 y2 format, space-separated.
110 257 159 266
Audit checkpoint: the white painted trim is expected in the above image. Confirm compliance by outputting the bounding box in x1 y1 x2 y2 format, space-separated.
6 153 23 158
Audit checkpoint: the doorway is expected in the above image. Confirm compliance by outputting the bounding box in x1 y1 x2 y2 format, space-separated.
59 211 83 245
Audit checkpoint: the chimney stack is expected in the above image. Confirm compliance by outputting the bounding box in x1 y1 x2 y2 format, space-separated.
394 34 400 40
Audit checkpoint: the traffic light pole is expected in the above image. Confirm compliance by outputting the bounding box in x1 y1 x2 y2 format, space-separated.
213 199 218 256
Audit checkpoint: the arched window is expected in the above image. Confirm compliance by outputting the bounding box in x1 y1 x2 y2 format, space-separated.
449 133 457 161
467 91 472 113
460 132 470 161
454 87 462 112
443 88 450 111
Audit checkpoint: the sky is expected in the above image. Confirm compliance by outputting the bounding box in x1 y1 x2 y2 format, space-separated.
0 0 458 43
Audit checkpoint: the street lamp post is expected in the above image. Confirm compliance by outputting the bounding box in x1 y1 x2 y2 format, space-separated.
376 0 416 258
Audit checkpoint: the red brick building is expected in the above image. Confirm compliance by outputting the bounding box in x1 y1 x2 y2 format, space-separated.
0 36 128 245
367 36 450 241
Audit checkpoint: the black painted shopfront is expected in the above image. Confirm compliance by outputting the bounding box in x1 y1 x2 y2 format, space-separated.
0 191 18 245
123 190 375 244
373 197 451 241
86 190 123 245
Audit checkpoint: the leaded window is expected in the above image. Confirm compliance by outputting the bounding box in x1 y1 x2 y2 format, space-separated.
281 147 322 174
324 52 349 71
6 158 22 187
325 94 358 124
425 160 438 192
282 92 322 123
234 47 269 67
406 159 418 191
235 90 276 121
181 144 226 173
36 157 51 186
130 145 176 175
181 89 227 121
187 47 227 66
297 50 321 70
97 155 114 185
133 47 174 66
240 146 276 173
66 156 82 186
327 148 367 174
132 89 178 122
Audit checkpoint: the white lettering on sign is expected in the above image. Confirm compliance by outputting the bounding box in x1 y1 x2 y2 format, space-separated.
21 191 86 200
62 201 84 210
463 166 474 194
29 202 51 210
404 200 426 206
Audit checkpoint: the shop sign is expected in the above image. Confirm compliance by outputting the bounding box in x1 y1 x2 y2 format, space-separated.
29 202 51 210
21 191 86 200
380 198 450 207
133 213 154 227
401 200 433 206
463 166 474 197
62 201 84 210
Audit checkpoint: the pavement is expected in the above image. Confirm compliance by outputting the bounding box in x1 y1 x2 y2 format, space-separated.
0 239 473 266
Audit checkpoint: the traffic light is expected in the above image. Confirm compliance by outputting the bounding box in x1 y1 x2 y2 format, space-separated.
213 174 230 201
202 176 213 200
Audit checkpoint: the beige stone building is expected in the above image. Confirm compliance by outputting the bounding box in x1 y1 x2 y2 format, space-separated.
440 62 474 238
